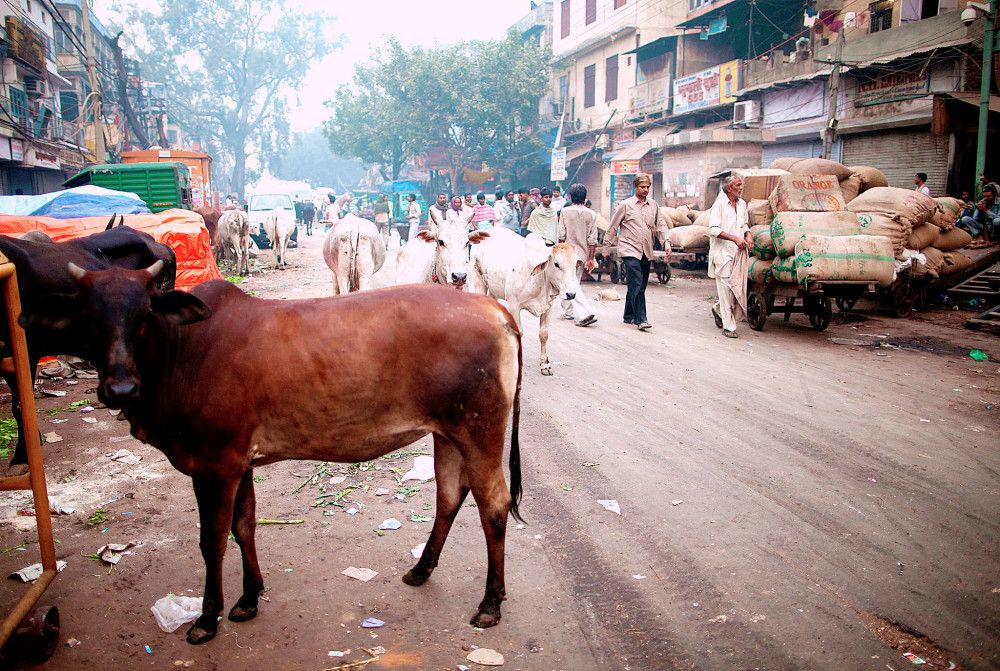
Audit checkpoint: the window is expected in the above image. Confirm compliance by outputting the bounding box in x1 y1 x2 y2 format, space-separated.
605 55 619 102
60 91 79 122
614 0 626 8
561 0 571 38
869 0 893 32
559 74 568 103
584 63 596 108
9 88 29 120
586 0 596 24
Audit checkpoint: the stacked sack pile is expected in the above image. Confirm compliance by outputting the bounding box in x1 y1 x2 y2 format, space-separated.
746 158 896 288
660 203 711 250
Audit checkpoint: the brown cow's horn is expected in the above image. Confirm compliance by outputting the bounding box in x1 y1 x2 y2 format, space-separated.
67 262 86 280
145 260 164 278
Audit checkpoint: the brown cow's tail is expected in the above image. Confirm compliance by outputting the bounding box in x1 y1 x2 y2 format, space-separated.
508 329 524 523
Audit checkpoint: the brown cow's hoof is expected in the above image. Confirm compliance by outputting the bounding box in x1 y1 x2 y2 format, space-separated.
540 367 552 376
5 463 29 478
228 603 257 622
186 622 217 645
470 609 501 628
402 569 429 586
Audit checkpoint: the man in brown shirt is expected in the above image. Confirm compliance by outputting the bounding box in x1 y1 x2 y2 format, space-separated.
557 183 599 326
605 173 670 330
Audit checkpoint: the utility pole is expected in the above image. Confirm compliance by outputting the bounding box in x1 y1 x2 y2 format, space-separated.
975 0 996 195
822 27 844 160
79 0 105 163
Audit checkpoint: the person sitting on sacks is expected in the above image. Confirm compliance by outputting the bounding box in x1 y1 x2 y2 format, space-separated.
708 175 752 338
958 182 999 247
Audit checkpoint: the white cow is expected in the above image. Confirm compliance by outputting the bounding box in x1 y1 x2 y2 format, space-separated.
322 214 386 294
467 228 584 376
395 208 488 289
263 209 295 268
218 209 251 276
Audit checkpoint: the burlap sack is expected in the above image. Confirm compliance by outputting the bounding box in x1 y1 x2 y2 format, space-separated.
928 197 965 230
770 211 861 258
731 169 789 202
855 212 912 256
769 157 799 171
660 206 691 228
919 246 945 278
847 166 889 191
747 199 774 228
789 158 854 181
907 223 940 250
770 255 797 283
659 207 676 229
939 250 972 277
847 187 937 225
840 174 863 203
693 209 711 227
748 256 773 284
668 225 710 249
770 175 847 213
751 224 776 260
794 234 895 287
935 227 973 252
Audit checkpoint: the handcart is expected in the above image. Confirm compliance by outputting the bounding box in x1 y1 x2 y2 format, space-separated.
0 252 60 661
667 245 708 274
831 275 929 319
590 245 696 285
747 279 875 332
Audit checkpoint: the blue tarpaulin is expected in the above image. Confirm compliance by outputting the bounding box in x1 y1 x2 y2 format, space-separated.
0 185 151 219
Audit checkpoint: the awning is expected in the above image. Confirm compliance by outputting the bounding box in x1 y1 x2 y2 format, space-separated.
739 67 832 95
605 125 679 161
942 92 1000 114
836 109 932 135
566 143 597 163
624 36 678 60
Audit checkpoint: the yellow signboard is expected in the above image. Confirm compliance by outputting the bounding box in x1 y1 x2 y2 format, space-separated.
719 60 740 104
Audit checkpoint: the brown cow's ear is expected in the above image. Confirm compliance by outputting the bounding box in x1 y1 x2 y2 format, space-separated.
416 230 435 243
151 291 211 326
469 230 490 244
530 261 547 276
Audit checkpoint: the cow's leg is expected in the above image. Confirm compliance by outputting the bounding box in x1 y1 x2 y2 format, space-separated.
187 473 240 644
457 430 512 628
403 434 469 587
6 355 39 472
538 307 553 376
228 470 264 622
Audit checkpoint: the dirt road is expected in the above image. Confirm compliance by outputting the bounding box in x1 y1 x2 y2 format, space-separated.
1 227 997 670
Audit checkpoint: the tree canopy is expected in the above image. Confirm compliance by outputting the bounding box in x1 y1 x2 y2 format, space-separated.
324 30 549 190
273 128 365 191
119 0 336 200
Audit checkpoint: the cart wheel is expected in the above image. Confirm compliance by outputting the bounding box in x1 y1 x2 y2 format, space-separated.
748 291 767 331
28 605 59 661
808 296 832 331
609 260 620 284
657 265 671 284
835 296 858 312
890 283 915 318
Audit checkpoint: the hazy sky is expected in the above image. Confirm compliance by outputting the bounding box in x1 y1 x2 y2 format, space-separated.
96 0 533 131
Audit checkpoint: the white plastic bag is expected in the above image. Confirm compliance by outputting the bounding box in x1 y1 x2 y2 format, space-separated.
150 595 203 633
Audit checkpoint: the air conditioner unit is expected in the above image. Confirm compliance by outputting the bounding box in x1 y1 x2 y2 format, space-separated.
733 100 755 125
594 133 610 149
24 78 47 96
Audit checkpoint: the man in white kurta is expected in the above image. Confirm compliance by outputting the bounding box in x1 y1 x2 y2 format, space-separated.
708 175 753 337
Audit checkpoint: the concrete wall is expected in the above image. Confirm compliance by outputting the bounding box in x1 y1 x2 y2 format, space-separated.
553 0 675 59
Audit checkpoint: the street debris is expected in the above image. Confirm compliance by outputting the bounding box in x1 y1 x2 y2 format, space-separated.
709 614 728 623
95 541 140 565
969 349 988 361
328 650 348 657
82 417 98 424
411 542 426 559
330 476 347 485
258 519 304 524
595 288 622 301
10 560 67 582
48 498 74 515
467 647 505 666
379 518 402 530
360 617 385 628
43 432 62 443
671 499 683 506
151 595 204 633
109 449 141 465
633 575 646 580
65 638 81 647
410 514 432 522
402 455 435 481
375 488 391 496
40 389 67 397
80 405 94 413
903 652 926 664
341 566 378 582
830 338 872 346
596 499 621 515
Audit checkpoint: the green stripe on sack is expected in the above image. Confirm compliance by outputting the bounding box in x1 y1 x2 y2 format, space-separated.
799 253 893 263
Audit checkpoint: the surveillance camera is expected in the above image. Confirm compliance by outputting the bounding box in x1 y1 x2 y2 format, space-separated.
961 6 978 25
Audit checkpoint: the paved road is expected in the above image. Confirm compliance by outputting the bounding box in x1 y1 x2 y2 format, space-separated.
1 228 997 670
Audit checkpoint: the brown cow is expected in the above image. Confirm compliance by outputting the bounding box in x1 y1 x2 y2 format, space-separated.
22 266 524 645
194 206 222 261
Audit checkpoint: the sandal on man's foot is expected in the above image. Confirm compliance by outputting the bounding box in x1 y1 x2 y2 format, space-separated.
723 329 738 338
712 307 723 329
637 321 652 331
576 315 597 327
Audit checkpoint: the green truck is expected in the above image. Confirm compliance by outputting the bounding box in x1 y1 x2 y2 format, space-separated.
63 162 193 213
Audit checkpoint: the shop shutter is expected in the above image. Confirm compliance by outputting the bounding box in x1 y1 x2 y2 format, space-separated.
841 129 949 196
571 160 604 216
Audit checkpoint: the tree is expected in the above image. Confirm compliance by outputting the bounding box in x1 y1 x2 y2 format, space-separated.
325 30 549 191
118 0 336 200
274 128 365 190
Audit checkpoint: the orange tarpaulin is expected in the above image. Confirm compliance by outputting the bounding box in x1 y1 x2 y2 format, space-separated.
0 209 223 292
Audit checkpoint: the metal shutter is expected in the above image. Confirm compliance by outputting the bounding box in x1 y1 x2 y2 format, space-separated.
841 129 949 196
761 140 841 168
